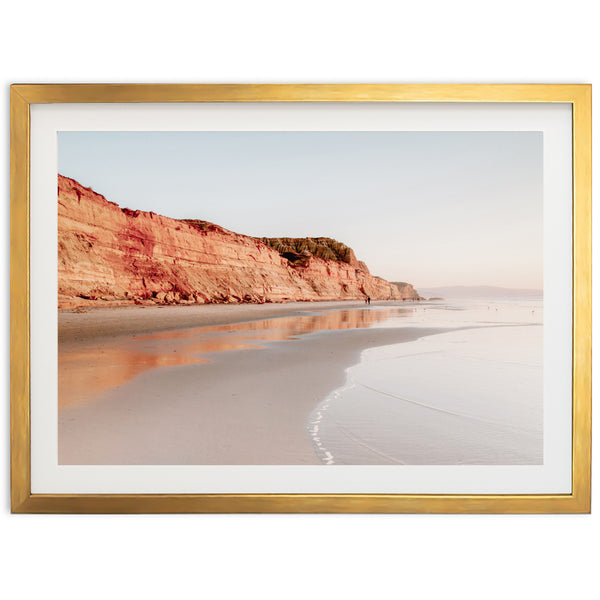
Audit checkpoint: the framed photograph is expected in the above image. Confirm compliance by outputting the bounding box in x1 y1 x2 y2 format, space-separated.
10 84 591 513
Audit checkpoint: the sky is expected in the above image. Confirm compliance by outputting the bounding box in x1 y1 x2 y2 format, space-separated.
58 131 543 289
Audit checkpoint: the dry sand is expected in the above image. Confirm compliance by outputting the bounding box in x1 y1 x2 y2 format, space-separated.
58 301 443 465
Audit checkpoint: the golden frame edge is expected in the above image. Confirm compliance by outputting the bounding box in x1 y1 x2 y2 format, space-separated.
10 84 592 514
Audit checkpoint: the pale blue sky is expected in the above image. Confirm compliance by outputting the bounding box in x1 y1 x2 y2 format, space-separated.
58 131 542 288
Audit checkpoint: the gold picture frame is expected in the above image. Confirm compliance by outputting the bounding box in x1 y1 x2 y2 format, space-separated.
11 84 591 513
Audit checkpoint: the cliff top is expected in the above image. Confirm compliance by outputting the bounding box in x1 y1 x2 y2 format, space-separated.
261 237 364 269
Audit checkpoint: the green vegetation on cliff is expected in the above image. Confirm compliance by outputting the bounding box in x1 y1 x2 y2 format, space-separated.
261 237 355 265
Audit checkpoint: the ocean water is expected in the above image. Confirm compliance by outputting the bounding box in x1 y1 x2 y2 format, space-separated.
309 298 543 465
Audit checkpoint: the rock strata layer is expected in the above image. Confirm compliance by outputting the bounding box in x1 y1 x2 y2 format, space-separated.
58 175 420 308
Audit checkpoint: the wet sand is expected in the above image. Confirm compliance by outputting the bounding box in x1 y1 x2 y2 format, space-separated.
58 301 443 464
59 300 415 343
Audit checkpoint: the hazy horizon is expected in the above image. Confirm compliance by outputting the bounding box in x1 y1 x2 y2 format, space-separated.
58 131 543 289
417 285 543 298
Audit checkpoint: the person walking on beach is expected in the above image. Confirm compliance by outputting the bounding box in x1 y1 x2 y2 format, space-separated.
367 296 371 305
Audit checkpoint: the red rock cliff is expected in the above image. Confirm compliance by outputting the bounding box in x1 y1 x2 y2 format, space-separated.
58 175 419 308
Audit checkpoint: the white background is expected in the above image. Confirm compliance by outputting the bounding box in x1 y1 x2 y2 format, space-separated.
1 1 597 599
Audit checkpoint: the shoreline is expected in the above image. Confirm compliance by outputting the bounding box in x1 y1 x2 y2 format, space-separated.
58 301 446 464
308 324 543 465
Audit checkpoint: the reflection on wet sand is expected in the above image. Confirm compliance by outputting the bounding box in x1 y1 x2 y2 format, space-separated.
58 348 209 409
59 307 409 409
141 307 412 340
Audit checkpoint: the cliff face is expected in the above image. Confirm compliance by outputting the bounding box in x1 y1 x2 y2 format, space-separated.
58 175 419 308
390 281 422 300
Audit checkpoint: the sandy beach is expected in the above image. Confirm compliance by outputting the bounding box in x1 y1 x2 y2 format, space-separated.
59 300 417 342
59 301 443 464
